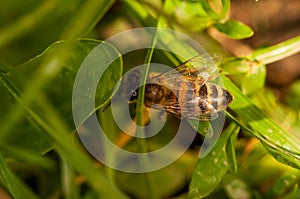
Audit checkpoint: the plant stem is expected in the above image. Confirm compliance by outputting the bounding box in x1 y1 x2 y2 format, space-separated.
250 35 300 65
135 29 158 199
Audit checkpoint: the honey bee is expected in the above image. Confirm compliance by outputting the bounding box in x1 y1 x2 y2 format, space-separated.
121 55 233 121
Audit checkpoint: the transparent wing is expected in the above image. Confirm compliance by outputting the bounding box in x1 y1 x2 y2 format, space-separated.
150 97 219 121
183 54 219 77
185 110 218 121
179 99 218 121
151 54 219 88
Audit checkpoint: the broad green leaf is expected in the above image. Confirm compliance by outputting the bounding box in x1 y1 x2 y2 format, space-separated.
214 20 254 39
0 38 125 197
188 120 212 137
221 57 266 95
0 39 122 153
199 0 222 21
188 123 236 198
250 89 296 133
1 39 122 131
223 76 300 169
0 0 116 143
220 0 230 19
0 63 53 154
164 0 211 31
0 39 127 199
240 61 266 95
220 57 251 75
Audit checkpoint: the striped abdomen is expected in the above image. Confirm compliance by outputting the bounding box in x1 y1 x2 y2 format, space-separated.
198 83 233 112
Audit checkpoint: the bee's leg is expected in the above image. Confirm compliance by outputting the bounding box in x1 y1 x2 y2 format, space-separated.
207 73 221 81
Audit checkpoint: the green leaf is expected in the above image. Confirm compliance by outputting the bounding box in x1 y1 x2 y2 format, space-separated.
122 0 157 27
199 0 222 21
0 39 122 156
220 57 251 75
187 120 212 137
0 39 127 198
226 125 239 173
0 153 39 199
0 62 53 153
286 80 300 110
214 20 254 39
0 145 55 170
188 123 236 198
220 0 230 19
1 38 122 131
165 0 212 31
250 89 295 133
0 0 117 148
61 155 80 199
240 62 266 95
223 76 300 169
220 57 267 95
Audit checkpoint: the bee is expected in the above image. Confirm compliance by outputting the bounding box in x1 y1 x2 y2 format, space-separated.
121 55 233 121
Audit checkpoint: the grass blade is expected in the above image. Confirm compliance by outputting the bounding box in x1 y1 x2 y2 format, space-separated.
223 76 300 169
0 153 40 199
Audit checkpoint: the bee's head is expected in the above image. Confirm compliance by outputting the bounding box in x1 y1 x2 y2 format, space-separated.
119 69 141 103
128 89 138 103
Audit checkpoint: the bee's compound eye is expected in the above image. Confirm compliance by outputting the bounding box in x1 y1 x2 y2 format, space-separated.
128 89 138 102
132 90 137 97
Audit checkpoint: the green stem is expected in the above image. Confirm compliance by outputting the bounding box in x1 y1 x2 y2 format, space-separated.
121 0 157 27
135 28 158 199
250 35 300 65
61 156 79 199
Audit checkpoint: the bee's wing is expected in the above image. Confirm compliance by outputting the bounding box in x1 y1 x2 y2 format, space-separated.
180 99 218 121
180 54 219 77
153 97 218 121
152 54 219 87
185 110 218 121
161 100 182 116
